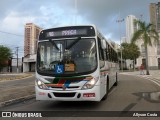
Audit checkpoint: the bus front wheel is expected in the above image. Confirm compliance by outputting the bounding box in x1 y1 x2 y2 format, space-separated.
102 77 109 101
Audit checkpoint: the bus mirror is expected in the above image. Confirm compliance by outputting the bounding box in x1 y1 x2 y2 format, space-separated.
101 39 106 49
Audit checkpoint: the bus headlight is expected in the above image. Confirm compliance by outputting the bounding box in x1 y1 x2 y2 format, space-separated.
36 80 48 89
82 77 99 89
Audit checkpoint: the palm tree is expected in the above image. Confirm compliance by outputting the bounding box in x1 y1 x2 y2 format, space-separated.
131 20 159 75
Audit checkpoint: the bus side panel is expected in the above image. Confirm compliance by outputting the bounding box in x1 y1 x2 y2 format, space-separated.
99 75 106 100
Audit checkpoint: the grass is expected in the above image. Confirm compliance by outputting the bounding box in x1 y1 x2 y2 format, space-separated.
0 74 33 81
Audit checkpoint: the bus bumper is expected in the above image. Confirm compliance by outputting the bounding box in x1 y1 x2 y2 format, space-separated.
35 85 101 101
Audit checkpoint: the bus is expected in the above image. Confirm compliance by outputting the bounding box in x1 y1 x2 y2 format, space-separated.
35 25 119 101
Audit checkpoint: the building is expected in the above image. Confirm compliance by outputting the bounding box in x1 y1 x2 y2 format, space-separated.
124 12 160 70
24 23 42 56
135 37 160 70
150 2 160 32
23 23 42 72
133 2 160 70
121 37 127 43
150 3 158 31
126 15 138 43
1 58 22 73
124 15 138 69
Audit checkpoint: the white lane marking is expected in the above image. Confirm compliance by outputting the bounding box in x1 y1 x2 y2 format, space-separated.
121 73 160 87
153 79 160 83
147 79 160 87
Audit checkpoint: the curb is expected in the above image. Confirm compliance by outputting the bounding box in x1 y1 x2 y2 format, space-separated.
0 94 35 108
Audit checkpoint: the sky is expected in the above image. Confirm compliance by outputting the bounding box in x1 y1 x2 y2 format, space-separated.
0 0 159 58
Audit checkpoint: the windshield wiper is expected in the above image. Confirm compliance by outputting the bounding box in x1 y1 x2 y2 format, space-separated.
66 37 81 50
49 39 59 50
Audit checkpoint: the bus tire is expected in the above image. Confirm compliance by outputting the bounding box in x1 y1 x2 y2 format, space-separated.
102 77 109 101
114 72 118 86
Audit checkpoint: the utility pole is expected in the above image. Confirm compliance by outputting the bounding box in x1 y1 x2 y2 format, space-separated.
16 47 19 73
116 18 124 72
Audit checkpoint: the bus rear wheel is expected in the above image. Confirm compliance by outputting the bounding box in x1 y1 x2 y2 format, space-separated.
114 72 118 86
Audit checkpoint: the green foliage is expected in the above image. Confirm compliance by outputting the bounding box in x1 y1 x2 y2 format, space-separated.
131 20 159 47
118 43 140 60
131 20 159 75
0 45 12 71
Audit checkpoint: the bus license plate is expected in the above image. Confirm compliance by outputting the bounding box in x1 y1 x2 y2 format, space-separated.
83 93 95 97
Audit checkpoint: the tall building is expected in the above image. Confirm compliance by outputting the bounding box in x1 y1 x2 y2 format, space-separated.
150 3 158 31
126 15 137 43
24 23 42 56
150 2 160 32
23 23 42 72
121 37 127 43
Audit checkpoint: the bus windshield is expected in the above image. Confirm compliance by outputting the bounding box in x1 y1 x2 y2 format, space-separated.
37 38 97 76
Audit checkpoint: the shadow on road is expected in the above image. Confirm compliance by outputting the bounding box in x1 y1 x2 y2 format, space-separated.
45 101 101 110
133 91 160 103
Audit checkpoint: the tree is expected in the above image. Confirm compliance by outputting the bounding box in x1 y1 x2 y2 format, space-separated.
121 43 130 60
118 43 140 69
128 43 140 70
0 45 12 72
131 20 159 75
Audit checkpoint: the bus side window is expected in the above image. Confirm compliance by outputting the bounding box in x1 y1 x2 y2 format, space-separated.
105 42 109 61
98 37 105 67
108 45 111 62
112 50 115 62
115 51 118 63
98 37 105 60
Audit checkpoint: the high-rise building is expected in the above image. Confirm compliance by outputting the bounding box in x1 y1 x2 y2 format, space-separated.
24 23 42 56
121 37 127 43
23 23 42 72
150 3 158 31
150 2 160 32
126 15 137 43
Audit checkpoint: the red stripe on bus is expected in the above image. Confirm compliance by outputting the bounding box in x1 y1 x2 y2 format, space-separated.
57 79 66 87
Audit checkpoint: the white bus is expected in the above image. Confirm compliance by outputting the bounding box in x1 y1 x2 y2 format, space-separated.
35 25 119 101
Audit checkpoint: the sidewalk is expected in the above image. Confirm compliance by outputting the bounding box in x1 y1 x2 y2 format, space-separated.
120 70 160 87
120 70 160 80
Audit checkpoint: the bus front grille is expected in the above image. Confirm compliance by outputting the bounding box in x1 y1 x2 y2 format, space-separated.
53 92 76 97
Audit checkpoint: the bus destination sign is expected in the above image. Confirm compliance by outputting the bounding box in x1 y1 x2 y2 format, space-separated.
46 29 87 38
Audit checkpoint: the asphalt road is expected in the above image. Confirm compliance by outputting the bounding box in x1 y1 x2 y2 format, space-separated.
0 76 35 103
0 76 35 90
1 74 160 119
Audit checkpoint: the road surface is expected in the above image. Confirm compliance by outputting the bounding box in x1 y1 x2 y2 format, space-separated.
1 74 160 119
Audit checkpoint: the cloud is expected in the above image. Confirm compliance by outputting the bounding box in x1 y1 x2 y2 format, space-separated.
75 0 159 41
0 0 160 57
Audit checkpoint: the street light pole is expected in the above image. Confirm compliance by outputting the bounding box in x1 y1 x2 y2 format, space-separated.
116 19 124 72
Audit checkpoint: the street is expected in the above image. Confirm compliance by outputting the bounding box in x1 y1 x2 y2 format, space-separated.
1 0 160 120
1 74 160 117
0 75 35 103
